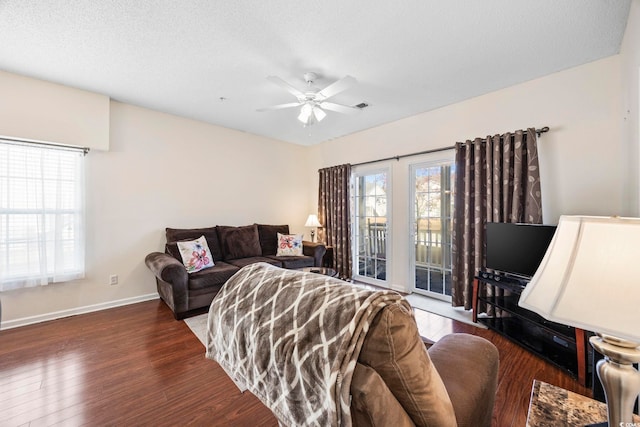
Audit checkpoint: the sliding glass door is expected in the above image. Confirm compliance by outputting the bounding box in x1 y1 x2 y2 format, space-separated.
410 161 454 300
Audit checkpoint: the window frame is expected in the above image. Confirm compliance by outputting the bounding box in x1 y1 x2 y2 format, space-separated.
0 139 86 290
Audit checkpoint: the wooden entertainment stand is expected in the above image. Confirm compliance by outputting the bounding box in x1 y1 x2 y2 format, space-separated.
472 274 590 386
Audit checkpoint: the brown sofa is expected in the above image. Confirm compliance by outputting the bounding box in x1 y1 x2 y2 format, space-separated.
145 224 326 319
351 304 499 427
206 262 498 426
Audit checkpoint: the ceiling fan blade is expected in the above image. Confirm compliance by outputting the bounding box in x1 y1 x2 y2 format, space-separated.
266 76 305 99
316 75 357 100
319 102 360 114
256 102 301 112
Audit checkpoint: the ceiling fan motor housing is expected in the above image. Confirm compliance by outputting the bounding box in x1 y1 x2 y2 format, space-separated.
303 72 318 85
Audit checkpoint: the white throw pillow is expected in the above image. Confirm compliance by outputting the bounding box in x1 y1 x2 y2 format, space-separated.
177 235 215 273
276 233 303 256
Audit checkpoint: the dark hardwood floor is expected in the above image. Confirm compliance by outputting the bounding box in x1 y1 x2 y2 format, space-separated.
413 309 592 426
0 299 590 426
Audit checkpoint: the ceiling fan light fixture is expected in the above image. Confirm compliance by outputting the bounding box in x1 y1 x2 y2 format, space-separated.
298 103 314 124
261 73 358 127
298 103 326 126
313 106 327 122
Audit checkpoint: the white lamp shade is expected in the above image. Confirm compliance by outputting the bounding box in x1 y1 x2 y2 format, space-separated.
297 104 327 126
298 103 313 124
519 215 640 343
305 214 322 228
313 106 327 122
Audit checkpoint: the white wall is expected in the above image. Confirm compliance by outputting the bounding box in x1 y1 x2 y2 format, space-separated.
621 0 640 215
308 55 627 292
1 98 312 326
0 70 110 150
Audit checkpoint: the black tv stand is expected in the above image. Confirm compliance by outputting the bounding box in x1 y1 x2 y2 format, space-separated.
477 270 527 290
473 273 590 387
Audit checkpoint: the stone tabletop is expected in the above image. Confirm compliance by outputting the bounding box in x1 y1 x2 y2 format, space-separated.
526 380 640 427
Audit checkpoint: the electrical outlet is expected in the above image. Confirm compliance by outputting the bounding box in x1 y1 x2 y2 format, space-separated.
109 274 118 286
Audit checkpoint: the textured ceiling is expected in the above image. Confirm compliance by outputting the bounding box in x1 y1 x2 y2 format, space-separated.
0 1 632 145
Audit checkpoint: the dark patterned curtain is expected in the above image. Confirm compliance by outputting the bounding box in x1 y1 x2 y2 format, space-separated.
317 164 352 279
452 128 542 309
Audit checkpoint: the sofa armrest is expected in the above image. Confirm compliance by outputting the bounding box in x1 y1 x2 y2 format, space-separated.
428 334 499 427
302 241 327 267
145 252 188 286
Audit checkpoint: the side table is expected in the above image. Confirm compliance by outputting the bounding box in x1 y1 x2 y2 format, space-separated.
526 380 640 426
322 245 334 268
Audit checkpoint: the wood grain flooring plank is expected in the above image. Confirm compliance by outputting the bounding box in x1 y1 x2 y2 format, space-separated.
0 299 593 426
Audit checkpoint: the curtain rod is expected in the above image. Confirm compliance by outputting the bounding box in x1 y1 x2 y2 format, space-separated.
351 126 549 167
0 136 90 155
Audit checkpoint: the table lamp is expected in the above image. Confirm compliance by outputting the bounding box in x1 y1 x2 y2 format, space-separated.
519 216 640 427
305 214 322 242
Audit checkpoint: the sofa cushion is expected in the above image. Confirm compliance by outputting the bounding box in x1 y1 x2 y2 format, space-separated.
266 255 314 269
218 225 262 260
358 302 457 427
176 236 215 273
276 233 303 256
257 224 290 256
350 363 416 427
166 226 224 261
226 257 283 268
187 261 239 291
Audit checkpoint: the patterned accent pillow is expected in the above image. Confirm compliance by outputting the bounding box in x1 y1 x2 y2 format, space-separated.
176 235 215 273
276 233 303 256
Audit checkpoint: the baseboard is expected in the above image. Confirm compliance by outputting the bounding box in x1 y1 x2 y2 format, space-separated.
405 293 483 328
1 293 160 330
388 282 408 294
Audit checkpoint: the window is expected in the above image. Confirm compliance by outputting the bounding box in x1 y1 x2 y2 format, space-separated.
352 168 389 283
410 161 454 299
0 140 85 290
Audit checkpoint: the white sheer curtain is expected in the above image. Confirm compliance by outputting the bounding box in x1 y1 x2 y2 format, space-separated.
0 140 85 291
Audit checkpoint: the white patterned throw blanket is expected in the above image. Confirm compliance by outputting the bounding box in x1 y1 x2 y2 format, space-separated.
205 262 406 427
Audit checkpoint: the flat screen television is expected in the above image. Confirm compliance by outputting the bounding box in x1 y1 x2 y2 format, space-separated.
485 222 557 279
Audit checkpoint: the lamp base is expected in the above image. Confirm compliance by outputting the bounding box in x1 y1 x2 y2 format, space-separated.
590 335 640 427
310 230 315 243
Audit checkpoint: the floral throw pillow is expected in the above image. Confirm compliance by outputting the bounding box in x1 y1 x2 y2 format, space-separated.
276 233 303 256
176 235 215 273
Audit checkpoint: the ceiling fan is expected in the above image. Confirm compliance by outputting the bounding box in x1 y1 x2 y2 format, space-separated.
257 72 359 126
